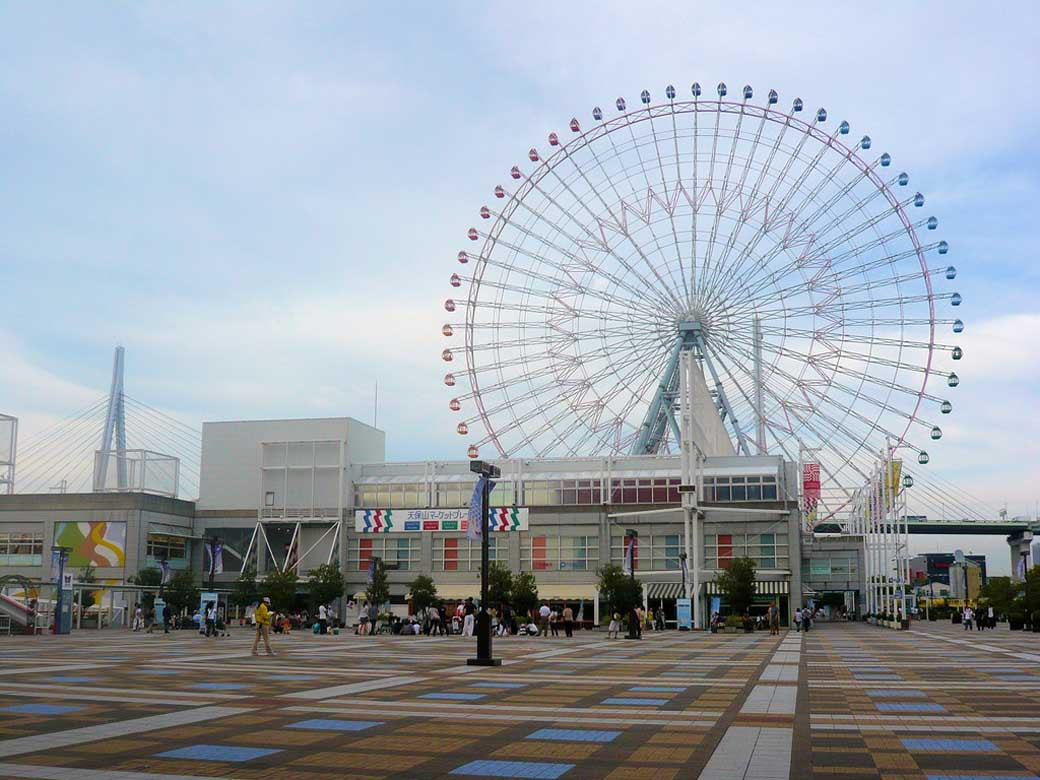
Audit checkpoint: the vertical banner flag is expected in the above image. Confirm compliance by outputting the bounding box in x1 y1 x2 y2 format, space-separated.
159 559 171 585
802 462 821 528
622 535 637 575
213 542 223 575
884 460 903 511
466 477 496 541
576 599 584 622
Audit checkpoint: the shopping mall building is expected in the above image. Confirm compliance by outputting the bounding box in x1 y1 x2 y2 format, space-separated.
0 417 865 626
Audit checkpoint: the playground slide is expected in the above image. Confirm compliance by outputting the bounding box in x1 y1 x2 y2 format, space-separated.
0 593 31 627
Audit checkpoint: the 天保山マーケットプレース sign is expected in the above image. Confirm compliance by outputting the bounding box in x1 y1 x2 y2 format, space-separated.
355 508 528 533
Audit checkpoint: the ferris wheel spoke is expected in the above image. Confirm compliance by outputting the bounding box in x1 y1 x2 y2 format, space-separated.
643 98 691 302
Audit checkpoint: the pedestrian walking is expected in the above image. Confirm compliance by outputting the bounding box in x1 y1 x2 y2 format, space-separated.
251 597 275 656
463 597 476 636
768 602 780 636
549 607 559 637
429 605 443 635
562 604 574 638
538 602 551 637
608 611 620 639
205 602 217 637
319 603 328 635
802 608 812 633
794 607 802 632
962 605 973 631
635 606 644 638
162 602 171 634
132 603 143 632
367 601 379 636
988 605 995 630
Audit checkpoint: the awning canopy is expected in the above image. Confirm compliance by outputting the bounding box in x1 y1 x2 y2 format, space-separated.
705 580 790 595
646 582 684 599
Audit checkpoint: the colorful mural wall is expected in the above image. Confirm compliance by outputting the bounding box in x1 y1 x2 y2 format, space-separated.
54 521 127 567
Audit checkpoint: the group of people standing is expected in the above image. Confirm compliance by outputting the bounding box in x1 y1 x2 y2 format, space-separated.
961 604 995 630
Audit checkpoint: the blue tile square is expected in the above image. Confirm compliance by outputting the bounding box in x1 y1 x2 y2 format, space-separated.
157 744 282 762
470 682 527 689
288 719 382 731
196 682 247 690
527 728 620 743
902 738 998 752
0 703 84 716
866 689 927 698
451 759 574 778
876 702 946 712
629 686 685 693
49 676 99 683
420 692 486 701
602 697 667 706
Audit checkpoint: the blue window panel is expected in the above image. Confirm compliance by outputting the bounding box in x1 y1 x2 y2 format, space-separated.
526 728 620 743
602 697 668 706
901 738 999 752
420 692 486 701
0 703 83 715
288 719 382 731
157 745 282 762
49 676 99 683
866 689 927 697
629 686 684 693
451 760 575 779
196 682 247 690
270 675 318 681
876 703 946 712
470 682 527 689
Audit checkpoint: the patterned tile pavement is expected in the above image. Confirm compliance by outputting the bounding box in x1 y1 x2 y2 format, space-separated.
3 620 1040 778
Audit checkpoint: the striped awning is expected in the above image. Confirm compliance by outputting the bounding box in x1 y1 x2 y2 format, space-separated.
645 582 684 599
705 580 789 595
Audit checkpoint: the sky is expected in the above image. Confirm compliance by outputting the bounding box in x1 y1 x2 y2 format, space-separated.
1 3 1038 572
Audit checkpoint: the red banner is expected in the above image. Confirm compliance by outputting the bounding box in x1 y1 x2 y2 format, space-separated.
802 462 821 503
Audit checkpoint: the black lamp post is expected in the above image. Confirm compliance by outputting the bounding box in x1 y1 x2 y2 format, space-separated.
624 529 641 640
467 460 502 667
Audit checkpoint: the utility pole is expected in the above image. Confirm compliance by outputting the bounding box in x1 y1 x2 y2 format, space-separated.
467 460 501 666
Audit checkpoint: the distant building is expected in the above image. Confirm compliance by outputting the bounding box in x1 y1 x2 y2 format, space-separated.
914 552 987 587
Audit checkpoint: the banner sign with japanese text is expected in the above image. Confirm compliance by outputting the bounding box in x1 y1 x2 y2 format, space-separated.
355 507 528 533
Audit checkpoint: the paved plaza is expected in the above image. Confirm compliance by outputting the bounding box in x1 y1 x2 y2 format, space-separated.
1 622 1040 779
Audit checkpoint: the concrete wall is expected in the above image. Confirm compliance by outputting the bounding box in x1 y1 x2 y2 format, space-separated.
198 417 385 511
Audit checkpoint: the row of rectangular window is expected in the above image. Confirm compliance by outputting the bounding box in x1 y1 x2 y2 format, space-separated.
0 532 44 567
353 475 778 509
145 535 188 561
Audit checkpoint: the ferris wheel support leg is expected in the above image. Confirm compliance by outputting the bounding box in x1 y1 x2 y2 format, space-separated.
697 337 751 456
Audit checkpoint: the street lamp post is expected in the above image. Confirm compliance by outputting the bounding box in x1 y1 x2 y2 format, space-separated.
467 460 502 667
51 545 71 635
624 529 640 640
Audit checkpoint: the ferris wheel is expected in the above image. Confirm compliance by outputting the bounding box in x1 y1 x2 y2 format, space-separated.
441 82 962 514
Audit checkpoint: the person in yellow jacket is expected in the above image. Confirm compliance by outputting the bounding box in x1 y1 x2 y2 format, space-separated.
251 596 276 656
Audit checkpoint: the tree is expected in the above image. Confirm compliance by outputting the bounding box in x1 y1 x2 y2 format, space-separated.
716 557 757 616
979 575 1021 620
79 564 97 609
511 571 539 618
1024 566 1040 624
308 562 345 611
408 575 438 614
230 567 259 612
165 570 199 616
487 561 512 609
261 569 299 612
128 567 161 609
366 558 390 609
597 563 642 618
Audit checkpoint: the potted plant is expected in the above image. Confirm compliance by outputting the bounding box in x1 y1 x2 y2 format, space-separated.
1009 608 1025 631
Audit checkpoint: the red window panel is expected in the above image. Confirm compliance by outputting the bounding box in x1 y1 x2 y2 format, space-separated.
718 534 733 569
358 538 373 571
533 536 551 570
443 537 458 571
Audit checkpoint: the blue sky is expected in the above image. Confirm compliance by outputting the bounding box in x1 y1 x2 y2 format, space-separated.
2 3 1038 568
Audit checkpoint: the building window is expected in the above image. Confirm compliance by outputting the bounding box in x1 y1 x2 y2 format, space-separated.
432 535 504 571
802 555 857 581
347 536 421 571
435 481 516 508
522 536 598 571
523 480 601 506
703 475 778 502
0 532 44 566
610 534 684 571
354 483 429 509
704 533 789 571
608 478 680 505
146 535 187 561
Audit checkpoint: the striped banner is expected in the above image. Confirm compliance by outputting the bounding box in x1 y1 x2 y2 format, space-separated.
489 507 522 531
359 509 393 533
